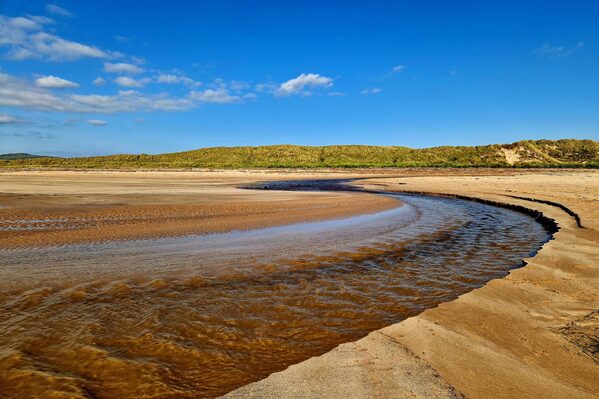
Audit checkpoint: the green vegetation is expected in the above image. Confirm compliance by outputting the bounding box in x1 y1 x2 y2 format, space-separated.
1 139 597 169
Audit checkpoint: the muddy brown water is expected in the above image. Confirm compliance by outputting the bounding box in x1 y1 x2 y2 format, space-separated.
0 186 552 398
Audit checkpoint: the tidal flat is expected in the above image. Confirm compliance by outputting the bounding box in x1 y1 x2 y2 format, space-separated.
0 169 597 399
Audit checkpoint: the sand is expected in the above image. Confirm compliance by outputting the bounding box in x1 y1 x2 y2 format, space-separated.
1 168 598 398
223 169 599 399
0 170 398 248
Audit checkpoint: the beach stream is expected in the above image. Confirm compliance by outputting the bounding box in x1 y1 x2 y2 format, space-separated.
0 182 552 398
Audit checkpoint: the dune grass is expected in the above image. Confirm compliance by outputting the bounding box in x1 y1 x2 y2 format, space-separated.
1 139 597 169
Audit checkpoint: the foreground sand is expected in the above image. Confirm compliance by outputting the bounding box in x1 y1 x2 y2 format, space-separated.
1 169 597 398
224 169 599 399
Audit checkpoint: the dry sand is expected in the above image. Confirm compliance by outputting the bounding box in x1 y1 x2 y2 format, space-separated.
1 168 597 398
223 169 599 399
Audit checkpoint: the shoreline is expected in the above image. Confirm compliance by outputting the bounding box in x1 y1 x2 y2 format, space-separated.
1 169 597 398
223 170 599 399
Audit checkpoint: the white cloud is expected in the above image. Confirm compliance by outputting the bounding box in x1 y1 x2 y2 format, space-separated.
534 42 584 58
391 65 405 73
157 74 181 84
275 73 333 96
189 88 241 104
114 76 150 88
0 72 248 114
156 73 201 87
254 83 276 93
46 4 73 17
0 72 196 113
87 119 107 126
0 71 77 111
0 113 21 124
35 75 79 89
0 15 112 61
104 62 144 74
28 15 55 25
93 76 107 86
70 90 196 112
129 55 146 65
9 16 43 30
360 88 382 95
328 91 346 96
229 80 250 91
243 92 257 99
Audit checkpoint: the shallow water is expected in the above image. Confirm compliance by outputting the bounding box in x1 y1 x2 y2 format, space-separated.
0 193 551 398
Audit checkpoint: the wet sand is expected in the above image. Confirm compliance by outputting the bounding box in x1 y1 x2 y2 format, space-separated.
0 170 397 248
226 169 599 399
1 169 598 398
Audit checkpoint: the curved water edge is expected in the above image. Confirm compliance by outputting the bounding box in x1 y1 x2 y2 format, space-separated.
245 178 561 234
0 182 556 399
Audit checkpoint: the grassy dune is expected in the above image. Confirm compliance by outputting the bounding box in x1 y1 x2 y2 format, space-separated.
2 139 597 169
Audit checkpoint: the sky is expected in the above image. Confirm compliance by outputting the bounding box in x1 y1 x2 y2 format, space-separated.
0 1 598 156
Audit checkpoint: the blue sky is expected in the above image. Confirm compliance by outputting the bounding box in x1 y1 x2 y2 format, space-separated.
0 1 598 156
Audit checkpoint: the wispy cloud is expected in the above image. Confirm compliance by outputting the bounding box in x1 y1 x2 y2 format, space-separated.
35 75 79 89
104 62 144 74
156 73 201 87
328 91 346 96
0 113 22 124
0 71 253 114
189 88 241 104
391 65 405 73
0 11 309 116
45 4 74 17
0 72 196 113
254 83 276 93
93 77 107 86
534 42 584 58
275 73 333 96
114 76 150 88
69 90 196 112
87 119 107 126
360 88 382 95
0 15 113 61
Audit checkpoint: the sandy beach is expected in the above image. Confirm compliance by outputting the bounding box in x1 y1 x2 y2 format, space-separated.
0 170 398 249
225 169 599 398
0 169 597 398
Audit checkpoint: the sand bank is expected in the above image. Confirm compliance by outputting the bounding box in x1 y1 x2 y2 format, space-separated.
0 170 398 248
223 170 599 399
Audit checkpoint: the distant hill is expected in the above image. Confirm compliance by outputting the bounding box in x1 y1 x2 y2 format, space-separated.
0 153 49 160
1 139 597 169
